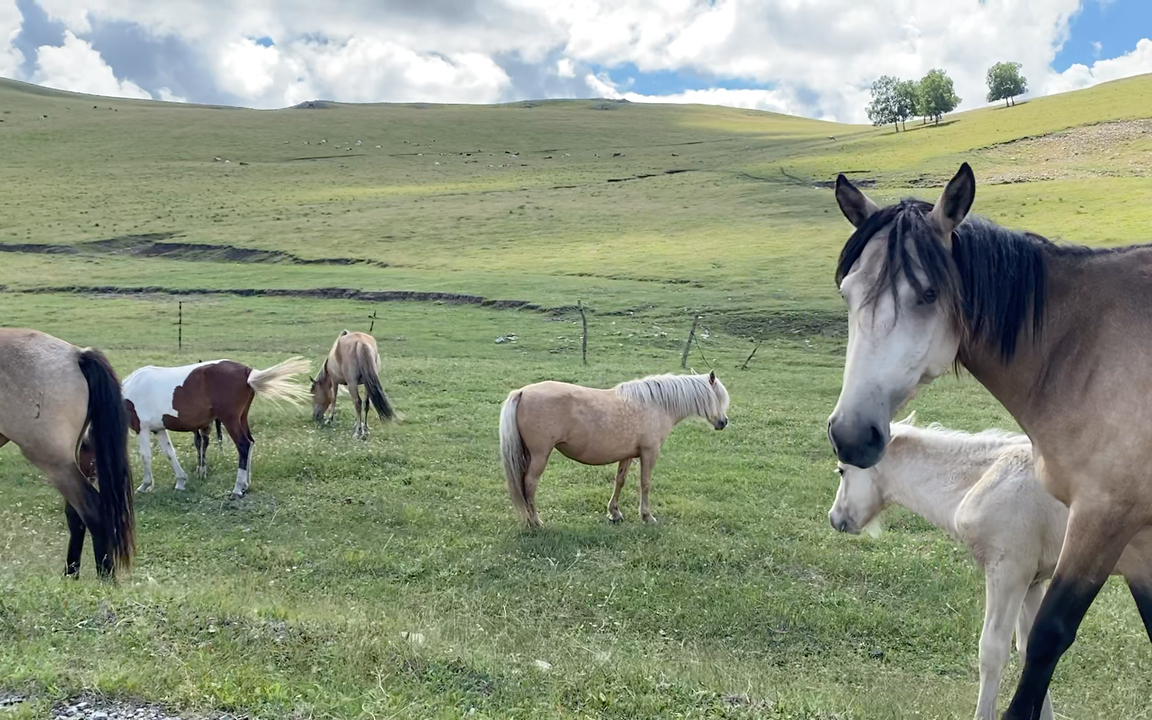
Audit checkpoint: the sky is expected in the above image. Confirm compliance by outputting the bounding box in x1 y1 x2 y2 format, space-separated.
0 0 1149 124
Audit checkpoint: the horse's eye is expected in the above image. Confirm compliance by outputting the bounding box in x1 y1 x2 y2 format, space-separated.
919 288 937 305
836 467 844 476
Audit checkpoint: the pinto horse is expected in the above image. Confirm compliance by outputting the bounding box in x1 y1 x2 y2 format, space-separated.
0 328 134 579
828 163 1152 719
122 357 310 497
499 371 729 527
310 330 395 439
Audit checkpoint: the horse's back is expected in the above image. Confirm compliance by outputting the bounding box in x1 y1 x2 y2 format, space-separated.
956 444 1066 577
0 328 89 459
332 332 380 381
123 359 248 429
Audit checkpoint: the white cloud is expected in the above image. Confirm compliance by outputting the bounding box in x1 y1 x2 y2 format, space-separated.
157 86 187 102
585 71 807 118
0 0 25 78
1045 37 1152 95
33 31 151 100
3 0 1151 122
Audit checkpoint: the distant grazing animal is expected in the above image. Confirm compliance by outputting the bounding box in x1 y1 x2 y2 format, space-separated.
0 328 133 579
122 357 310 497
829 414 1135 719
827 163 1152 719
499 371 729 527
310 330 395 439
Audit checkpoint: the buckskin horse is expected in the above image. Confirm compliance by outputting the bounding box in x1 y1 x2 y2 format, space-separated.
0 328 134 579
827 163 1152 719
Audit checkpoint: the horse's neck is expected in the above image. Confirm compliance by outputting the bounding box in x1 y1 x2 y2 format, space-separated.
960 250 1119 436
883 435 1006 539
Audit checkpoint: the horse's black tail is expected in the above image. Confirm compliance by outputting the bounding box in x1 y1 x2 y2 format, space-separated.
357 343 395 421
77 348 135 577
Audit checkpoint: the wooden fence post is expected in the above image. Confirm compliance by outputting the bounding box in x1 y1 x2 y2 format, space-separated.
578 300 588 366
681 314 700 369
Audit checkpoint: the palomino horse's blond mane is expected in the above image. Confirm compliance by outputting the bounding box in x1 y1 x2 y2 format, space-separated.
614 373 719 419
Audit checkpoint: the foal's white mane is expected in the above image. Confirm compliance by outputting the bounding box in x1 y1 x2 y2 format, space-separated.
615 373 719 418
892 420 1028 454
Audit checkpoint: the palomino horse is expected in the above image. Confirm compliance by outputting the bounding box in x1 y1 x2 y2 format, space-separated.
828 414 1135 720
0 328 134 579
310 330 395 439
499 371 729 527
827 163 1152 719
122 357 310 497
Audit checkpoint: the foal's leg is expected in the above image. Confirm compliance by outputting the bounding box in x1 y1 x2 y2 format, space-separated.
1004 506 1137 720
156 430 189 491
975 564 1031 720
638 446 660 524
64 502 87 578
135 431 155 492
1015 584 1055 720
607 458 633 523
194 427 210 478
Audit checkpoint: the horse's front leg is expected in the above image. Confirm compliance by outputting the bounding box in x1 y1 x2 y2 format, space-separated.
607 458 633 523
638 447 660 524
975 564 1030 720
135 431 155 492
1004 504 1137 720
1015 584 1055 720
156 429 189 490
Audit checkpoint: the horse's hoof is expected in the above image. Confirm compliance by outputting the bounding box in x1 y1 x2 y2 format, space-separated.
136 484 152 493
608 513 624 524
643 515 659 525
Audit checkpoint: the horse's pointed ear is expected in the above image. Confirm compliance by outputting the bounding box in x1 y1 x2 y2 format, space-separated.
894 410 917 426
709 370 716 385
340 329 349 336
929 162 975 245
835 173 880 228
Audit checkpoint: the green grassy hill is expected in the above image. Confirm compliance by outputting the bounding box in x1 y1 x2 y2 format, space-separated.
1 75 1151 719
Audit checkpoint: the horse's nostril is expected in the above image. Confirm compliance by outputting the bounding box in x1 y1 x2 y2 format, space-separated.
838 519 848 532
868 424 884 447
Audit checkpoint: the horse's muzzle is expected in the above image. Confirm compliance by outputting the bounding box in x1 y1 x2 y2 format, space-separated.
714 418 728 430
827 415 886 469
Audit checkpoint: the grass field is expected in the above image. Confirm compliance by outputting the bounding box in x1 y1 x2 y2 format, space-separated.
2 74 1152 719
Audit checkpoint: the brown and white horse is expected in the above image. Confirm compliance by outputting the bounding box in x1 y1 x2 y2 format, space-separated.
310 330 395 439
499 371 729 527
0 328 134 579
122 357 310 497
828 163 1152 719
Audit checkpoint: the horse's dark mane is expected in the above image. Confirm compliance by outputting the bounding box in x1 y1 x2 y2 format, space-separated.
834 199 1126 363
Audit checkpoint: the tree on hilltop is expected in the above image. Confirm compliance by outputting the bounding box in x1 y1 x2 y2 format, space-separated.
866 75 900 131
893 79 919 131
918 69 960 125
986 61 1028 107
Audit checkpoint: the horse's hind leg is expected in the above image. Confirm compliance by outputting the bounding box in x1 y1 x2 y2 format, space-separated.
64 502 86 578
349 383 364 439
638 447 660 524
607 458 633 523
156 429 189 491
975 563 1031 720
222 414 254 498
1005 506 1137 720
523 449 552 528
193 427 210 479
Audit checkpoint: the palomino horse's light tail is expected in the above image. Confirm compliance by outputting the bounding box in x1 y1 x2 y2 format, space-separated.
356 342 395 421
77 349 135 575
500 390 530 523
247 357 311 404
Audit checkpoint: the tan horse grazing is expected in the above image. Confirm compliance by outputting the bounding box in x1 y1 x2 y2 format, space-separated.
310 330 395 439
500 371 729 527
0 328 134 579
828 163 1152 719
